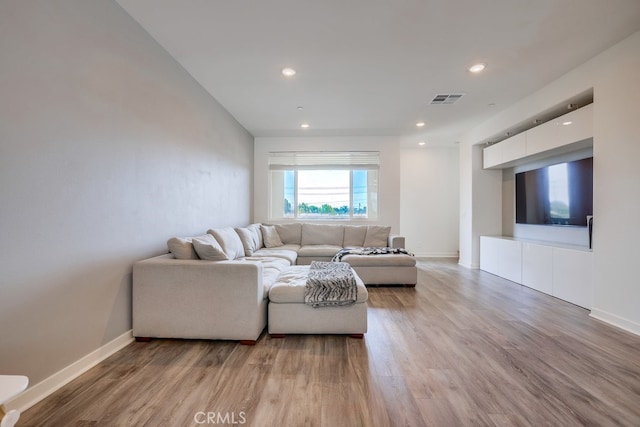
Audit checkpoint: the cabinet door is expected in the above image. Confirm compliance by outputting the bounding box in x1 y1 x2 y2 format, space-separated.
526 118 558 156
501 133 527 164
497 239 522 284
483 144 502 169
522 243 553 294
480 237 499 275
556 103 593 146
552 248 593 309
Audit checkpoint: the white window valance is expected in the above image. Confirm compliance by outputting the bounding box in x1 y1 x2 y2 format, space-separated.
268 151 380 170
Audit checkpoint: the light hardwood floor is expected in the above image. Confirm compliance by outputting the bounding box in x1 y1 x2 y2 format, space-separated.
20 259 640 426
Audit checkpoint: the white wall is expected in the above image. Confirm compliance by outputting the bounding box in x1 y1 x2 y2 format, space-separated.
460 30 640 334
590 33 640 333
458 144 501 268
0 0 253 386
400 147 459 257
254 136 401 233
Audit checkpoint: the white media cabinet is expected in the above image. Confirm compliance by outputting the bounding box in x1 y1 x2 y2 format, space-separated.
480 236 592 309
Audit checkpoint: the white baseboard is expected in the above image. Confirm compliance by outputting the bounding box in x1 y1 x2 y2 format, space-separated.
458 260 479 269
590 309 640 337
413 252 459 258
5 330 134 412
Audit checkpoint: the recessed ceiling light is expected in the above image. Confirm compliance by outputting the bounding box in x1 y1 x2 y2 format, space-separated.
416 121 425 128
297 106 303 110
562 121 573 126
469 63 486 73
300 123 309 128
418 141 426 146
281 67 296 77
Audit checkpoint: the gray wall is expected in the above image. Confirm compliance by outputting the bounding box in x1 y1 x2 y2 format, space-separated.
0 0 253 384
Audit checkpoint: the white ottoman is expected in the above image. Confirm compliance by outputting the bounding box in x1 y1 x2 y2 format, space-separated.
268 265 368 337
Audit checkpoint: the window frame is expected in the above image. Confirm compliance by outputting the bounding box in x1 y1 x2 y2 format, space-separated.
267 151 380 221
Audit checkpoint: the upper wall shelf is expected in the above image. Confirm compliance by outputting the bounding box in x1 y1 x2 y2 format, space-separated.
483 103 593 169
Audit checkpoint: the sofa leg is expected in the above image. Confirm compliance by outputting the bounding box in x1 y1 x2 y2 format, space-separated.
270 334 285 339
135 337 152 342
349 333 364 339
239 340 257 346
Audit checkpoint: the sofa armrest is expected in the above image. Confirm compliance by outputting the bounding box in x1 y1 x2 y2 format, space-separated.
388 235 405 249
132 254 266 341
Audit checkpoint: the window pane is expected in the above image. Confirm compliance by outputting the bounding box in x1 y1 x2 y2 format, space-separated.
298 170 350 218
352 170 367 217
284 170 295 217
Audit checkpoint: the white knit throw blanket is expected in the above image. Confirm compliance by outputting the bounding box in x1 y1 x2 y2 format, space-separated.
305 261 357 308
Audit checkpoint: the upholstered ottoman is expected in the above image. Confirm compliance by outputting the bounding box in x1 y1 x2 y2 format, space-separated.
268 265 368 337
341 253 417 286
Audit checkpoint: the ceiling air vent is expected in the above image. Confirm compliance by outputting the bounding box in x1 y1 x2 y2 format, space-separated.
430 93 464 105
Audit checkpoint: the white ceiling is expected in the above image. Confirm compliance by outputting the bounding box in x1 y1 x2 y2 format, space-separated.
116 0 640 146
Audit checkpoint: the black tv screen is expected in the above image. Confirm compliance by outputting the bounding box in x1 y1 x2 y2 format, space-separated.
515 157 593 226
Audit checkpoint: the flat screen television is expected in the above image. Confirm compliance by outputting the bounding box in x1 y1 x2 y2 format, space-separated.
515 157 593 226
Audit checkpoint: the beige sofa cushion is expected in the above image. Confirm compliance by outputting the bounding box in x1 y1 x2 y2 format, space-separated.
241 256 291 295
261 225 284 248
301 223 344 246
242 256 291 271
167 236 202 260
252 245 299 264
343 225 368 247
274 223 302 245
208 227 246 260
363 226 391 247
191 234 229 261
235 224 263 256
297 244 343 258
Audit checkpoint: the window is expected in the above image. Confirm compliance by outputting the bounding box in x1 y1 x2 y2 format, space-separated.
268 151 379 220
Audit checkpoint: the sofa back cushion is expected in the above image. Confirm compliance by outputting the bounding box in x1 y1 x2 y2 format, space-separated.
343 225 368 247
301 223 344 246
235 224 263 256
167 236 203 260
274 223 302 245
192 234 229 261
261 225 284 248
363 225 391 247
208 227 246 259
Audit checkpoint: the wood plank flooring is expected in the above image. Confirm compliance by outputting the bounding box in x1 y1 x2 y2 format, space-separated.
19 259 640 426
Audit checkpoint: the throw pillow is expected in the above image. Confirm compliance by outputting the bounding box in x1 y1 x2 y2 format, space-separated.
192 235 228 261
235 224 263 256
261 225 284 248
208 227 246 260
363 226 391 247
167 236 201 260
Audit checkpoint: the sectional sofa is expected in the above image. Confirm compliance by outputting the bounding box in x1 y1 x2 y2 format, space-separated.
132 223 416 344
